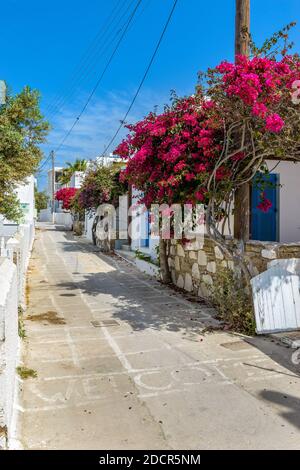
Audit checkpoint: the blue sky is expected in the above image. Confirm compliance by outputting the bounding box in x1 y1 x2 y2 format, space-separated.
1 0 300 189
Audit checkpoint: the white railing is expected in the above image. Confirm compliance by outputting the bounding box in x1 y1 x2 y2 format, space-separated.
0 258 18 442
0 237 8 257
3 223 35 306
0 222 35 444
251 258 300 334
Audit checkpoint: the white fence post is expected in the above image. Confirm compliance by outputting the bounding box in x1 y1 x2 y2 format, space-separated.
0 259 18 441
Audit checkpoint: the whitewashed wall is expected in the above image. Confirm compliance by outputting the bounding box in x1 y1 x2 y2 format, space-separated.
54 212 73 229
2 176 35 226
84 212 95 242
16 175 35 224
266 160 300 243
6 223 35 306
203 160 300 243
38 210 73 229
0 259 18 440
38 208 51 222
130 188 159 260
70 171 84 189
0 222 35 444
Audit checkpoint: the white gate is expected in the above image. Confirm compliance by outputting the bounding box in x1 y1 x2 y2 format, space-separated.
251 260 300 334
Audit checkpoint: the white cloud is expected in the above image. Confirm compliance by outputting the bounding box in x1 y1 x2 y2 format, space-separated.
42 88 167 165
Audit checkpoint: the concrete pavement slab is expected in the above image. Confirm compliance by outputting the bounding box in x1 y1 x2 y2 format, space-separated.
16 224 300 450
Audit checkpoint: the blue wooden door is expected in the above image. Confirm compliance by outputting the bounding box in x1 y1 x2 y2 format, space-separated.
140 210 150 247
251 173 279 242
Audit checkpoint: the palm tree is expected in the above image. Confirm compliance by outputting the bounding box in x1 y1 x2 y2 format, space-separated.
59 159 87 185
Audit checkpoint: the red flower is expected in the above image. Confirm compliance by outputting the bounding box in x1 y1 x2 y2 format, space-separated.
195 190 205 202
257 192 272 212
55 187 78 210
185 173 195 182
265 113 285 133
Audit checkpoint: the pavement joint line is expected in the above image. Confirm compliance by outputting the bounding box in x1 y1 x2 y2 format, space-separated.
28 355 273 382
19 396 134 414
22 366 289 393
65 328 81 367
20 227 300 449
50 240 138 382
39 346 173 363
28 331 171 343
22 372 289 414
101 326 134 373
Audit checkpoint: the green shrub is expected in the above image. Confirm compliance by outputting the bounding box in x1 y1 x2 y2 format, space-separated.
210 267 256 335
18 306 26 339
16 366 37 379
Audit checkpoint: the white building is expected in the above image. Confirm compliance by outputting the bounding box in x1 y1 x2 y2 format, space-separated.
130 188 159 261
46 167 63 212
16 175 36 224
0 176 36 238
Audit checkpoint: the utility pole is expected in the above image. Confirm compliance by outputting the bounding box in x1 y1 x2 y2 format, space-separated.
51 150 55 224
235 0 250 56
234 0 250 241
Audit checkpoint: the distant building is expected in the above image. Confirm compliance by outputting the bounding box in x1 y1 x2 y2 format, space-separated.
0 175 36 237
46 167 63 211
95 153 123 167
47 167 63 196
69 171 85 189
16 175 36 224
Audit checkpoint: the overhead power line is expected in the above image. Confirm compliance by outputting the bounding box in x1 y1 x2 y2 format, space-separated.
38 152 52 173
53 0 142 156
38 0 142 174
100 0 178 157
38 0 132 169
45 0 133 119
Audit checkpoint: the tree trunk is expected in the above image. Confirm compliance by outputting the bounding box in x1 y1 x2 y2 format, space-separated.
234 184 251 240
159 239 171 284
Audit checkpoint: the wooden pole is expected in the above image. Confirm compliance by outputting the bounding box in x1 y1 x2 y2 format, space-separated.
235 0 250 56
234 0 251 241
51 150 55 225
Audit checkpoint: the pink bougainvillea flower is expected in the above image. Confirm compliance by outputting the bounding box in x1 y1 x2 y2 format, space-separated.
194 163 207 173
174 161 186 172
113 50 300 210
257 192 272 212
185 173 195 182
252 102 268 118
265 113 285 133
195 190 205 202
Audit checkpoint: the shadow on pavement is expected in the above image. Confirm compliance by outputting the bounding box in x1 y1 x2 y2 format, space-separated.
260 390 300 430
54 226 300 382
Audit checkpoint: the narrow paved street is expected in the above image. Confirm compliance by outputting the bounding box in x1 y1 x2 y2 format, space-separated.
16 224 300 449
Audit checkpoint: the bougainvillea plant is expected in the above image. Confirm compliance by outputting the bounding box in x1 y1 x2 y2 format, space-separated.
55 187 78 210
114 24 300 282
74 163 127 214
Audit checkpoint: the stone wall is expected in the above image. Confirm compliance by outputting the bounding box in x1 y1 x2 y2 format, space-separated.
168 237 300 298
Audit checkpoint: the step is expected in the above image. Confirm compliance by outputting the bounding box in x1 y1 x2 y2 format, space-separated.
120 244 131 252
114 249 135 263
269 331 300 349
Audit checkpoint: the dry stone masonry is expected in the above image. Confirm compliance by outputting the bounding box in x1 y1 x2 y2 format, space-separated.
168 237 300 298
